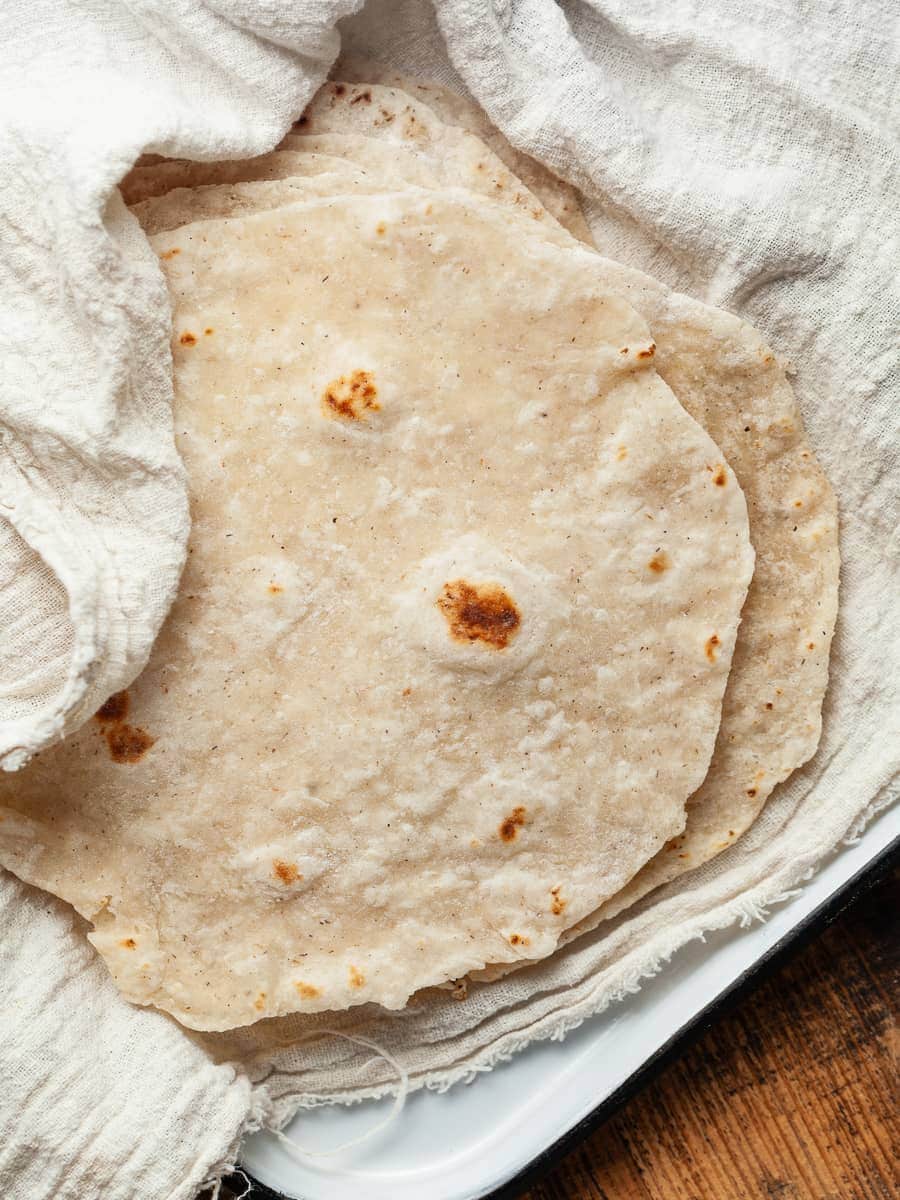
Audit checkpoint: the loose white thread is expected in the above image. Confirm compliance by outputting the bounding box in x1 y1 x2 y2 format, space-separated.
270 1030 409 1161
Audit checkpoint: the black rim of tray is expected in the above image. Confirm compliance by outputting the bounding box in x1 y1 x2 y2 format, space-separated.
226 831 898 1200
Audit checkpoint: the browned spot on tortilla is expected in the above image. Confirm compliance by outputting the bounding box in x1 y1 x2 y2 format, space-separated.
120 938 137 949
713 466 727 486
705 634 721 662
550 886 567 916
322 369 379 421
294 981 321 999
349 965 365 989
437 580 521 649
636 344 656 359
616 445 628 461
159 247 180 260
350 89 372 105
376 222 387 235
499 806 527 842
273 859 300 885
179 331 197 347
96 690 129 723
619 346 629 355
105 724 154 763
204 327 214 336
509 934 531 947
379 107 395 123
746 787 758 797
665 837 684 852
765 701 774 710
254 992 267 1011
647 551 670 574
334 83 346 96
402 687 412 697
794 499 804 507
807 641 816 650
268 584 283 594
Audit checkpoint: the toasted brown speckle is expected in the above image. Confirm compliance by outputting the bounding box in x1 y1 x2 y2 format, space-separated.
765 701 774 710
254 992 267 1011
647 551 670 574
637 343 656 359
268 584 283 594
747 787 758 797
96 691 129 723
294 981 321 999
713 466 727 486
273 859 300 885
705 634 721 662
499 805 527 842
437 580 521 650
550 886 567 916
375 222 387 235
334 83 347 96
807 641 816 650
120 938 137 949
106 724 154 763
349 965 365 989
160 247 180 260
204 327 214 336
179 331 197 347
616 445 628 461
794 499 804 507
509 934 531 947
350 89 372 105
322 369 379 422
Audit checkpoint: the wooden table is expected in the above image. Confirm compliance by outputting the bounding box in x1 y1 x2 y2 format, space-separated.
224 865 896 1200
521 867 897 1200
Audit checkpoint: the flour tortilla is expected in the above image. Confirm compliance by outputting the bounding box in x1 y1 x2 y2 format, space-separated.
472 271 840 981
270 80 841 962
120 150 358 205
0 190 752 1030
122 86 576 242
128 78 839 951
332 56 593 243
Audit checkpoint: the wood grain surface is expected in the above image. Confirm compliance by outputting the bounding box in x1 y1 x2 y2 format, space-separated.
521 867 897 1200
224 864 897 1200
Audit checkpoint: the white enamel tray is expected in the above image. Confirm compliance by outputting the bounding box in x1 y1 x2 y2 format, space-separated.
237 801 898 1200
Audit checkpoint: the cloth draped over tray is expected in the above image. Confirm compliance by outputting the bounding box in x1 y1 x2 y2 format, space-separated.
0 1 897 1198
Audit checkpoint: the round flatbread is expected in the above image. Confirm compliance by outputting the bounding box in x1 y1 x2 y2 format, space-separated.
0 190 752 1030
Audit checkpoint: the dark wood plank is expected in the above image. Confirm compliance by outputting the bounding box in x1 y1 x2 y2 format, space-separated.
524 869 898 1200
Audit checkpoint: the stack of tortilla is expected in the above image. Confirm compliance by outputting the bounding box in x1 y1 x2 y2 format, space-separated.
0 72 838 1032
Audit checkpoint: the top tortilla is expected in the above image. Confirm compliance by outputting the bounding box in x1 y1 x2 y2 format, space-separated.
0 189 752 1030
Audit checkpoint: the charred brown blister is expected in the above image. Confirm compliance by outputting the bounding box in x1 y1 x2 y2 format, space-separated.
95 691 155 763
437 580 521 649
322 369 380 422
105 725 155 764
96 691 129 723
499 805 527 842
272 859 300 885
